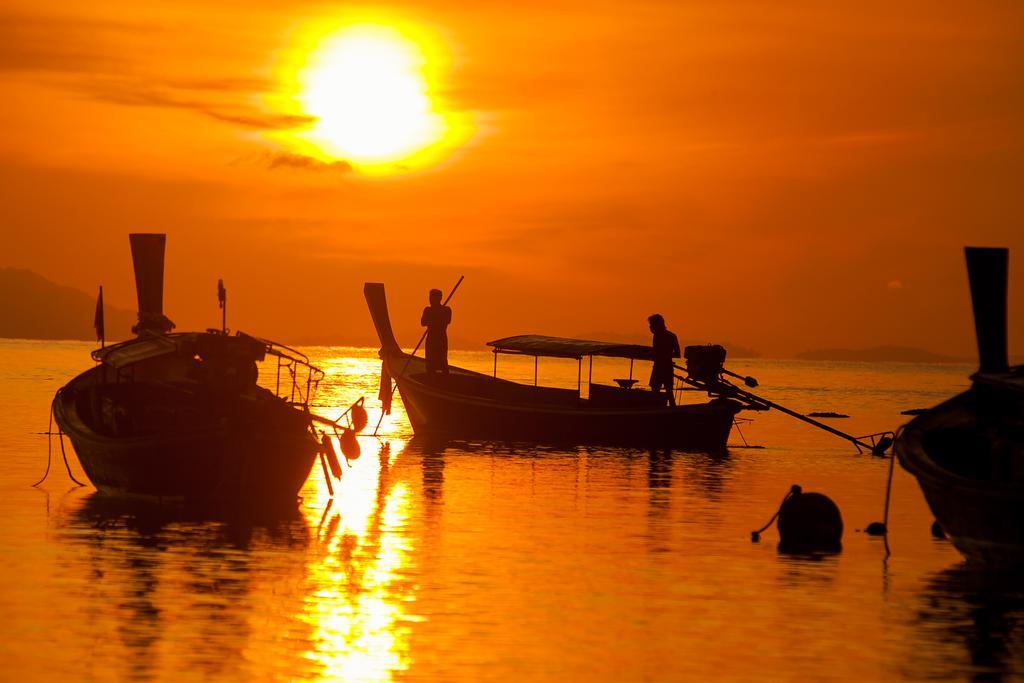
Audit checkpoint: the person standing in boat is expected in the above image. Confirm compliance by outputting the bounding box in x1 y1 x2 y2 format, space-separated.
648 313 680 406
421 288 452 374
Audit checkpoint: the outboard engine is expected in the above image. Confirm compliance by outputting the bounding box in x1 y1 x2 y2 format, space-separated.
684 344 727 383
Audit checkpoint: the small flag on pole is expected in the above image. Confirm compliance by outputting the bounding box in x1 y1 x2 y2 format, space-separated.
94 286 105 347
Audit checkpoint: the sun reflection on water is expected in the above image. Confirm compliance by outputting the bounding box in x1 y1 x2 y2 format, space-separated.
299 430 416 682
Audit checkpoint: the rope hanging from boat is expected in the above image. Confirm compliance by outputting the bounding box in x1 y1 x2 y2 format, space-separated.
750 484 802 542
30 410 54 488
58 426 87 487
880 426 904 534
865 425 906 556
32 396 87 488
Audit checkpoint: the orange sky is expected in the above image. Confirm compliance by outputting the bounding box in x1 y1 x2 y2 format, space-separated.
1 1 1023 356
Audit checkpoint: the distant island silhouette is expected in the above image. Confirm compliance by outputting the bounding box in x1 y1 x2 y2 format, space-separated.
794 346 965 364
0 268 134 341
0 269 1011 366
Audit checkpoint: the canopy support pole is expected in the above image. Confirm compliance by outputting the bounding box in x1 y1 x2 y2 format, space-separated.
577 358 581 395
534 356 538 386
493 350 498 378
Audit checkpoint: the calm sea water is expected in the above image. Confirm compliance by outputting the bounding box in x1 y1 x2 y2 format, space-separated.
1 339 1021 681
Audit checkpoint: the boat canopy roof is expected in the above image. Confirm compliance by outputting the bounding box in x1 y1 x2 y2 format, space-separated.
92 332 270 369
487 335 654 361
93 335 182 369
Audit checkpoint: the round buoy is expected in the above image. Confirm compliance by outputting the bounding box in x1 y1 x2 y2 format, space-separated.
865 521 887 536
340 429 361 460
777 491 843 553
931 520 946 539
351 404 369 433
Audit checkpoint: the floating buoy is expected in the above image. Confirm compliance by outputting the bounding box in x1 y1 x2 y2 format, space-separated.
865 521 887 536
321 434 342 478
777 490 843 553
340 429 361 460
931 520 946 539
351 404 369 433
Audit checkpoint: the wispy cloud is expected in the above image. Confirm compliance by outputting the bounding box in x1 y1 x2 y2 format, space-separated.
83 79 313 130
0 10 307 131
261 151 353 173
0 11 146 74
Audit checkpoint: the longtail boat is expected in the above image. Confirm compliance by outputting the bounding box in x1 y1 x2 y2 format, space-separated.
364 282 746 450
53 234 330 503
896 247 1024 565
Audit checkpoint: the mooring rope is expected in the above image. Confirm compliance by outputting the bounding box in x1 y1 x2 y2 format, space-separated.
44 392 87 487
57 425 87 487
878 426 903 556
30 409 54 488
751 484 802 542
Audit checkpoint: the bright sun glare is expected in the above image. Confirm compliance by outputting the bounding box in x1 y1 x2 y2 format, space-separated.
277 21 471 174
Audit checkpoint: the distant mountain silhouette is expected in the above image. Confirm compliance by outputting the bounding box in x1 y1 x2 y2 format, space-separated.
0 268 134 341
794 346 964 363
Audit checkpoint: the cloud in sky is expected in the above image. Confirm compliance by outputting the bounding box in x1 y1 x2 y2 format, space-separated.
83 80 314 130
262 151 353 172
0 9 313 132
0 11 144 73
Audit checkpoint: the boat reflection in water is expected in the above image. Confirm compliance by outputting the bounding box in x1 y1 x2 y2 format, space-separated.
911 564 1024 680
61 492 313 681
54 436 417 682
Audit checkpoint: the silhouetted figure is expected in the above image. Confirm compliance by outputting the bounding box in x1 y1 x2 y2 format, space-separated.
421 288 452 374
648 313 680 406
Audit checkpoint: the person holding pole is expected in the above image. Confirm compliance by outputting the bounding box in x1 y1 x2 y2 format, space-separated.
372 276 463 436
421 288 452 374
648 313 680 406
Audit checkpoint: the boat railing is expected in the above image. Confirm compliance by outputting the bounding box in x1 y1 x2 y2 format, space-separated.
256 337 325 409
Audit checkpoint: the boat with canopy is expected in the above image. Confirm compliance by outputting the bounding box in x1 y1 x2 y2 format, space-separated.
364 282 746 450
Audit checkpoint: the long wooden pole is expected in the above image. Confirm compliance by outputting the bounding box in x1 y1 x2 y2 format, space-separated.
675 369 891 454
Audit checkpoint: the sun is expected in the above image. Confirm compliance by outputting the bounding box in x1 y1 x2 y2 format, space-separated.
275 20 472 175
302 26 435 162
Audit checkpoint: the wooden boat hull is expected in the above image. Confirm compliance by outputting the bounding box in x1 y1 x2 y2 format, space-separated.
53 367 318 503
896 389 1024 565
388 351 740 450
